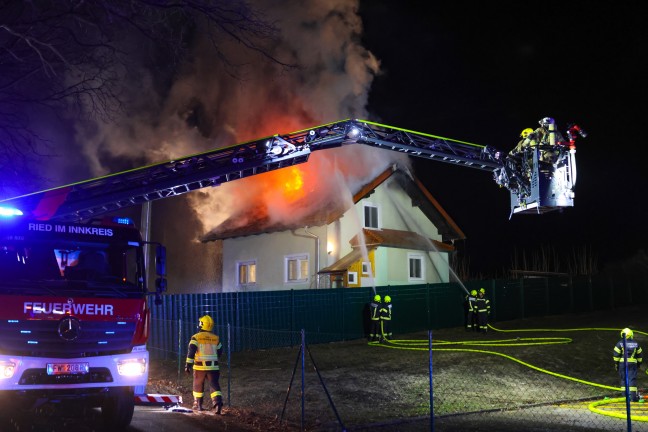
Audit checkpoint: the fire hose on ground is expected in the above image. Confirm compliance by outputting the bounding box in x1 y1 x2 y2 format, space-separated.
368 325 648 422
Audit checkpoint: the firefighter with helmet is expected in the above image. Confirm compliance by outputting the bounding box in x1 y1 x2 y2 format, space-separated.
369 294 382 342
475 288 491 333
380 295 393 340
465 290 478 332
613 328 643 402
511 128 536 155
185 315 224 413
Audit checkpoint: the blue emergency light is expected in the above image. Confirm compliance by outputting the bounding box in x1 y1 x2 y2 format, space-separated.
112 216 134 225
0 206 23 217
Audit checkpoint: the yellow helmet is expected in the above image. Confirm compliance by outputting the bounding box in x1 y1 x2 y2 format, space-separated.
479 288 486 294
374 294 381 302
384 295 391 303
621 328 634 339
199 315 214 332
520 128 534 138
470 290 477 296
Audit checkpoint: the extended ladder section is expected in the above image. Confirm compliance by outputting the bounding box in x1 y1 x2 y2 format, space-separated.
0 118 582 221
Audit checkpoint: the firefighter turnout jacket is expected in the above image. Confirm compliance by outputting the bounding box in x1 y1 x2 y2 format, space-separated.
476 295 490 316
186 330 223 371
613 338 643 368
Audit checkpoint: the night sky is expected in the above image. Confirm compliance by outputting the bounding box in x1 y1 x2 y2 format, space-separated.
3 1 646 280
358 1 648 275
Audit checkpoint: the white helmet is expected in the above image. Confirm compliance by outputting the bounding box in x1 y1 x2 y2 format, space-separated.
539 117 555 127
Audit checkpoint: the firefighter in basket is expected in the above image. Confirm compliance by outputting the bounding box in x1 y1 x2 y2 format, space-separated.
185 315 224 413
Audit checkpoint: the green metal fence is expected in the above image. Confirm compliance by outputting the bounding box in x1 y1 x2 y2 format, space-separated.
148 270 648 360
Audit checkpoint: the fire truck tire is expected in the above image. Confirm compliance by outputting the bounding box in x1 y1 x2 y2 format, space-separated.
101 387 135 429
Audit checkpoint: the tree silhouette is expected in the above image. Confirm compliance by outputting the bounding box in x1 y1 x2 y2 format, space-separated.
0 0 288 197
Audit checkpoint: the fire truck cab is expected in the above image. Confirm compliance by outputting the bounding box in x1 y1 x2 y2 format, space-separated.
0 208 167 428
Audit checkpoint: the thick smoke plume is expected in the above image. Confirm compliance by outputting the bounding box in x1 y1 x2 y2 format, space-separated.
68 0 408 237
17 0 419 293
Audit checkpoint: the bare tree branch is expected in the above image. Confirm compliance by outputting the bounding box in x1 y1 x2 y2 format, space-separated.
0 0 289 197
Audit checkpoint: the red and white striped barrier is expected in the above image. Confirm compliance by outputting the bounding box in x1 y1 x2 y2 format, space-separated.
134 394 182 406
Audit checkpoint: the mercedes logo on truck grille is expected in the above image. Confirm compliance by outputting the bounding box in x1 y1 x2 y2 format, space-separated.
58 316 81 341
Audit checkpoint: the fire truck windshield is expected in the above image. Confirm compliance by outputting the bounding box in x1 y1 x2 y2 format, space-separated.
0 240 141 290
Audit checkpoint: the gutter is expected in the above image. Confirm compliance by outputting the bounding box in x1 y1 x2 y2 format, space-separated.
304 226 320 289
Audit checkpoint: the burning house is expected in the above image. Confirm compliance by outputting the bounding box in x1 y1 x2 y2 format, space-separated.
201 164 464 291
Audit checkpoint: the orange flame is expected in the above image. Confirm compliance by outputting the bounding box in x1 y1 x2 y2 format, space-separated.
261 166 308 204
282 168 305 200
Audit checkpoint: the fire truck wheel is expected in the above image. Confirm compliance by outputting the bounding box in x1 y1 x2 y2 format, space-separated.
101 387 135 429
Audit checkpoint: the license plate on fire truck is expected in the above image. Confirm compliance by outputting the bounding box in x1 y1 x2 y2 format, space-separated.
47 362 89 375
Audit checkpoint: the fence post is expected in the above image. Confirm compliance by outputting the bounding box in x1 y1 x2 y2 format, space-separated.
520 278 525 319
429 330 434 432
301 328 306 431
340 288 345 341
227 322 231 408
490 279 496 322
426 284 431 329
569 275 574 313
623 334 632 432
588 274 594 312
544 277 550 315
177 318 182 383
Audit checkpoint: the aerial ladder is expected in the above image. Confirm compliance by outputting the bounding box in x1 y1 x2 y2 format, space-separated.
0 117 585 220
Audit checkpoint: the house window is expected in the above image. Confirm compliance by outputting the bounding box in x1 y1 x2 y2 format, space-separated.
348 272 357 285
408 253 424 281
362 262 371 276
363 203 379 229
286 254 309 283
238 260 256 285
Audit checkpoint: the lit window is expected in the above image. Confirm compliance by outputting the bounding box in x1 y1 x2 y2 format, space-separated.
408 253 424 281
238 261 257 285
286 254 309 283
363 203 379 229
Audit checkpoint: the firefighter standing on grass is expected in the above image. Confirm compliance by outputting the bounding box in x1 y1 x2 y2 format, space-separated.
185 315 224 413
613 328 643 402
475 288 491 333
380 295 393 340
369 294 382 342
465 290 477 332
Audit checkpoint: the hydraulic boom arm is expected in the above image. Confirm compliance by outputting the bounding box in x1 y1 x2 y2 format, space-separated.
0 118 583 221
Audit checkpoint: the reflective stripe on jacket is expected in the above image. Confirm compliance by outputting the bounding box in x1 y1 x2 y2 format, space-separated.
380 303 392 321
186 330 223 370
466 295 477 312
370 301 380 321
476 297 490 313
613 339 643 365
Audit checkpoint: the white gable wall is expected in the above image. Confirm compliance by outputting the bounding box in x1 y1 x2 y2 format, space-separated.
222 225 326 292
374 247 450 285
334 176 450 287
383 179 441 238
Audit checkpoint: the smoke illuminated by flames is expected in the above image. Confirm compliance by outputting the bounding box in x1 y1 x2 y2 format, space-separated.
279 168 306 202
67 0 409 237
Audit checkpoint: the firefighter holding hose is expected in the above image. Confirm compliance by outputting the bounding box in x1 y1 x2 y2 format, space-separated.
465 290 478 332
380 295 393 340
369 294 382 342
475 288 491 333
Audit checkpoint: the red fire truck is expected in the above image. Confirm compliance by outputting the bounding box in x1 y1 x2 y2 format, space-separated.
0 208 166 428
